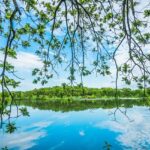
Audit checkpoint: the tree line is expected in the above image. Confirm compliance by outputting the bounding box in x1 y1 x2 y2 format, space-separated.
5 85 150 101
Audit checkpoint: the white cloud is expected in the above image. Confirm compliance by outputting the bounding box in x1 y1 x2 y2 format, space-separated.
95 107 150 149
0 120 54 150
1 129 46 150
0 51 43 70
79 130 85 136
33 121 53 128
12 51 43 70
0 51 45 91
4 131 46 150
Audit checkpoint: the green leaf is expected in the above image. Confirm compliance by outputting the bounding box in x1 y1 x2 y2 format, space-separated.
144 10 150 17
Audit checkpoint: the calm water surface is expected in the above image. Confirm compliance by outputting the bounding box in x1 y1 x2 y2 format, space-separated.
1 106 150 150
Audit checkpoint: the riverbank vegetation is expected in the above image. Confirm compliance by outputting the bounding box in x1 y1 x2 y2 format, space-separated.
1 85 150 102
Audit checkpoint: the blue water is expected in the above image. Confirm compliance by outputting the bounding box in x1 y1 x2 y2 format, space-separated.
1 106 150 150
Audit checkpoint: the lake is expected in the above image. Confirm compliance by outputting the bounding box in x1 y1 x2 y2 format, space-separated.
1 102 150 150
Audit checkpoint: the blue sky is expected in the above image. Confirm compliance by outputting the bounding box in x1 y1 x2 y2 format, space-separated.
0 49 132 91
0 7 119 91
0 15 132 91
1 0 149 91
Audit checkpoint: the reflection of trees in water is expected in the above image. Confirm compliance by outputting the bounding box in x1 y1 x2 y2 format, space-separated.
0 105 29 134
107 98 134 122
0 98 149 133
103 141 112 150
1 146 8 150
17 98 150 112
0 99 150 150
109 107 134 122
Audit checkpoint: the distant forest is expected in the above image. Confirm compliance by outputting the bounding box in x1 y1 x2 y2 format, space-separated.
4 85 150 101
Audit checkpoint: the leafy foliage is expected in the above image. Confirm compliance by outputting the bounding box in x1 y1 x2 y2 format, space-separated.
10 86 150 100
19 107 30 116
6 122 17 134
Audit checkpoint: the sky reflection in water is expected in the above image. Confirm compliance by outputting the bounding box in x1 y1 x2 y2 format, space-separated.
1 106 150 150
